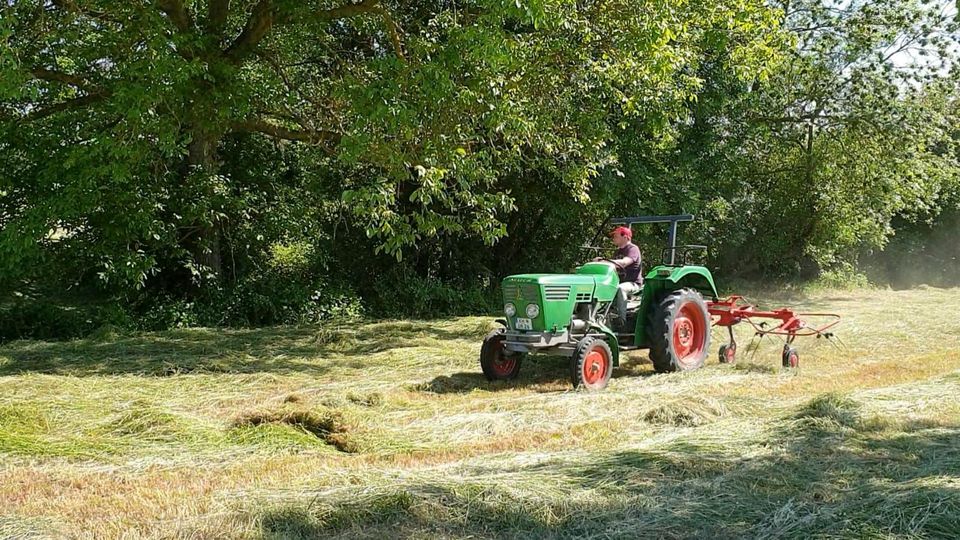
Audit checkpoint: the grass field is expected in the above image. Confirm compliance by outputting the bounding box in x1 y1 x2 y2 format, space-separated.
2 286 960 539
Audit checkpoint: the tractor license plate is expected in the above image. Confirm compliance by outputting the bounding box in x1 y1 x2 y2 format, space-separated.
515 317 533 330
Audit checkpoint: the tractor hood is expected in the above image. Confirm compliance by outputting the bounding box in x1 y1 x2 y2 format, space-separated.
503 274 598 287
500 263 620 333
505 261 619 288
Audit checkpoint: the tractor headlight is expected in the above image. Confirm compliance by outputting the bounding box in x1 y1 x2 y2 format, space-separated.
525 303 540 318
504 303 517 317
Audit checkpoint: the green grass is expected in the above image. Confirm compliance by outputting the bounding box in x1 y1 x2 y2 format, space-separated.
1 286 960 538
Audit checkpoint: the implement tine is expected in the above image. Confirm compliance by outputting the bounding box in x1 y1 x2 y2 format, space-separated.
748 333 765 363
828 333 849 351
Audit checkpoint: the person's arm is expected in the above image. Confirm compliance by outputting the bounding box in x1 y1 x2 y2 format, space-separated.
594 255 632 266
608 255 634 269
610 245 640 269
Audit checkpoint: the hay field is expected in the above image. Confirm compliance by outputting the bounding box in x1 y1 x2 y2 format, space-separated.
2 286 960 539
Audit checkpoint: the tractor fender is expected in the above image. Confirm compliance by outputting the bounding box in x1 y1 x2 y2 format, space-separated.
588 323 620 367
659 265 719 300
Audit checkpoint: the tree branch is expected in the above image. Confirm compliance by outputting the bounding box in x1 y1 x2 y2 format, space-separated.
206 0 231 35
312 0 379 20
225 0 405 63
230 118 341 150
368 2 405 61
156 0 194 33
258 51 337 116
224 0 274 62
51 0 119 23
25 93 108 121
308 0 405 60
29 68 93 90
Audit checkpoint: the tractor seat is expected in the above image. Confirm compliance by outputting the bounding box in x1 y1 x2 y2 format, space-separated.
625 282 643 310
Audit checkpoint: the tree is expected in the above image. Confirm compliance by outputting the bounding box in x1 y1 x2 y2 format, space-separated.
664 0 960 276
0 0 782 292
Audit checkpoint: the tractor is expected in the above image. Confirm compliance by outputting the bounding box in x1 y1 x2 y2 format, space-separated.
480 215 718 390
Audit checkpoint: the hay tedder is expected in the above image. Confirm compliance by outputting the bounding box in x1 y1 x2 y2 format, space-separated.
480 214 842 391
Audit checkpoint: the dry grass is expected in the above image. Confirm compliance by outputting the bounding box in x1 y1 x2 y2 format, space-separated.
1 286 960 538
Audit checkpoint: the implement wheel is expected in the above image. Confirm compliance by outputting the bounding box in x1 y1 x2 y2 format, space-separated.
719 342 737 364
782 345 799 368
570 337 613 391
480 328 524 381
648 288 711 373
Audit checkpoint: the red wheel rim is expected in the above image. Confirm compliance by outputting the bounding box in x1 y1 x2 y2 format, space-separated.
673 301 707 365
788 351 799 368
725 346 736 363
491 340 516 377
581 346 609 386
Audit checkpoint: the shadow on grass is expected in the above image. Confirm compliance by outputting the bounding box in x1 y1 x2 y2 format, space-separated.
416 356 571 394
0 320 489 377
257 395 960 539
415 354 657 394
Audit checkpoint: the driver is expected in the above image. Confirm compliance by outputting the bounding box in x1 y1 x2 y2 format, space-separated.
595 226 642 326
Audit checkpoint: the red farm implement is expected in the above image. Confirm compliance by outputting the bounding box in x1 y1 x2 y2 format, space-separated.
707 295 842 368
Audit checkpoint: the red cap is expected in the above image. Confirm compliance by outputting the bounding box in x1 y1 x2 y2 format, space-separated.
609 226 632 239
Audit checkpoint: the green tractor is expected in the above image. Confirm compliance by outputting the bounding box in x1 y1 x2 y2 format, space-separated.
480 215 718 390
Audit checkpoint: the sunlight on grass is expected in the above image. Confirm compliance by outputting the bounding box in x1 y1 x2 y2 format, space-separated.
1 287 959 537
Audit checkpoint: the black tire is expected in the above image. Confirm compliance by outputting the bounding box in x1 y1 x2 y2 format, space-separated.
648 288 711 373
718 342 737 364
480 328 524 381
570 337 614 391
782 345 799 368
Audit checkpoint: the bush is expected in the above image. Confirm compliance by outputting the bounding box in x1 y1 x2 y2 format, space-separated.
809 264 871 291
0 294 134 342
365 266 499 319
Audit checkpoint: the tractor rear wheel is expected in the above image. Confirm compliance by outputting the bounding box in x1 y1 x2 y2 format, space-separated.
570 337 613 391
648 288 711 373
480 328 524 381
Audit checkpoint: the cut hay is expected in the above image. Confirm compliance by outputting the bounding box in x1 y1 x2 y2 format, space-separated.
232 406 357 453
2 287 960 538
641 396 728 427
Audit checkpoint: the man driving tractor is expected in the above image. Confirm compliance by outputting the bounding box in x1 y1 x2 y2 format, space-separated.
594 225 642 328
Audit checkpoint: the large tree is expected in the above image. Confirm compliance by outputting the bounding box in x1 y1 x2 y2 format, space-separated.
666 0 960 276
0 0 781 291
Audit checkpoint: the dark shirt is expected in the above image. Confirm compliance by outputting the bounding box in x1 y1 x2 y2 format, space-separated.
614 242 642 284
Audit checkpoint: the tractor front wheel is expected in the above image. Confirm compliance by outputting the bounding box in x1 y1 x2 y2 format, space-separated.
648 288 711 373
570 337 613 391
480 328 524 381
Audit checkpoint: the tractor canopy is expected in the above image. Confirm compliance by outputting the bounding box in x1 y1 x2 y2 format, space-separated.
501 262 619 333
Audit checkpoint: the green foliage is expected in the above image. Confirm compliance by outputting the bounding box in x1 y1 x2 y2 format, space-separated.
366 265 499 319
0 0 782 281
668 0 960 277
0 0 958 333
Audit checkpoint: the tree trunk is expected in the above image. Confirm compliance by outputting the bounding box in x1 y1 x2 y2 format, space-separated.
184 128 223 278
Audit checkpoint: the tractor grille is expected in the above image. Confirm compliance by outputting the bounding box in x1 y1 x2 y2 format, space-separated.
543 285 571 301
502 283 540 301
575 292 592 302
